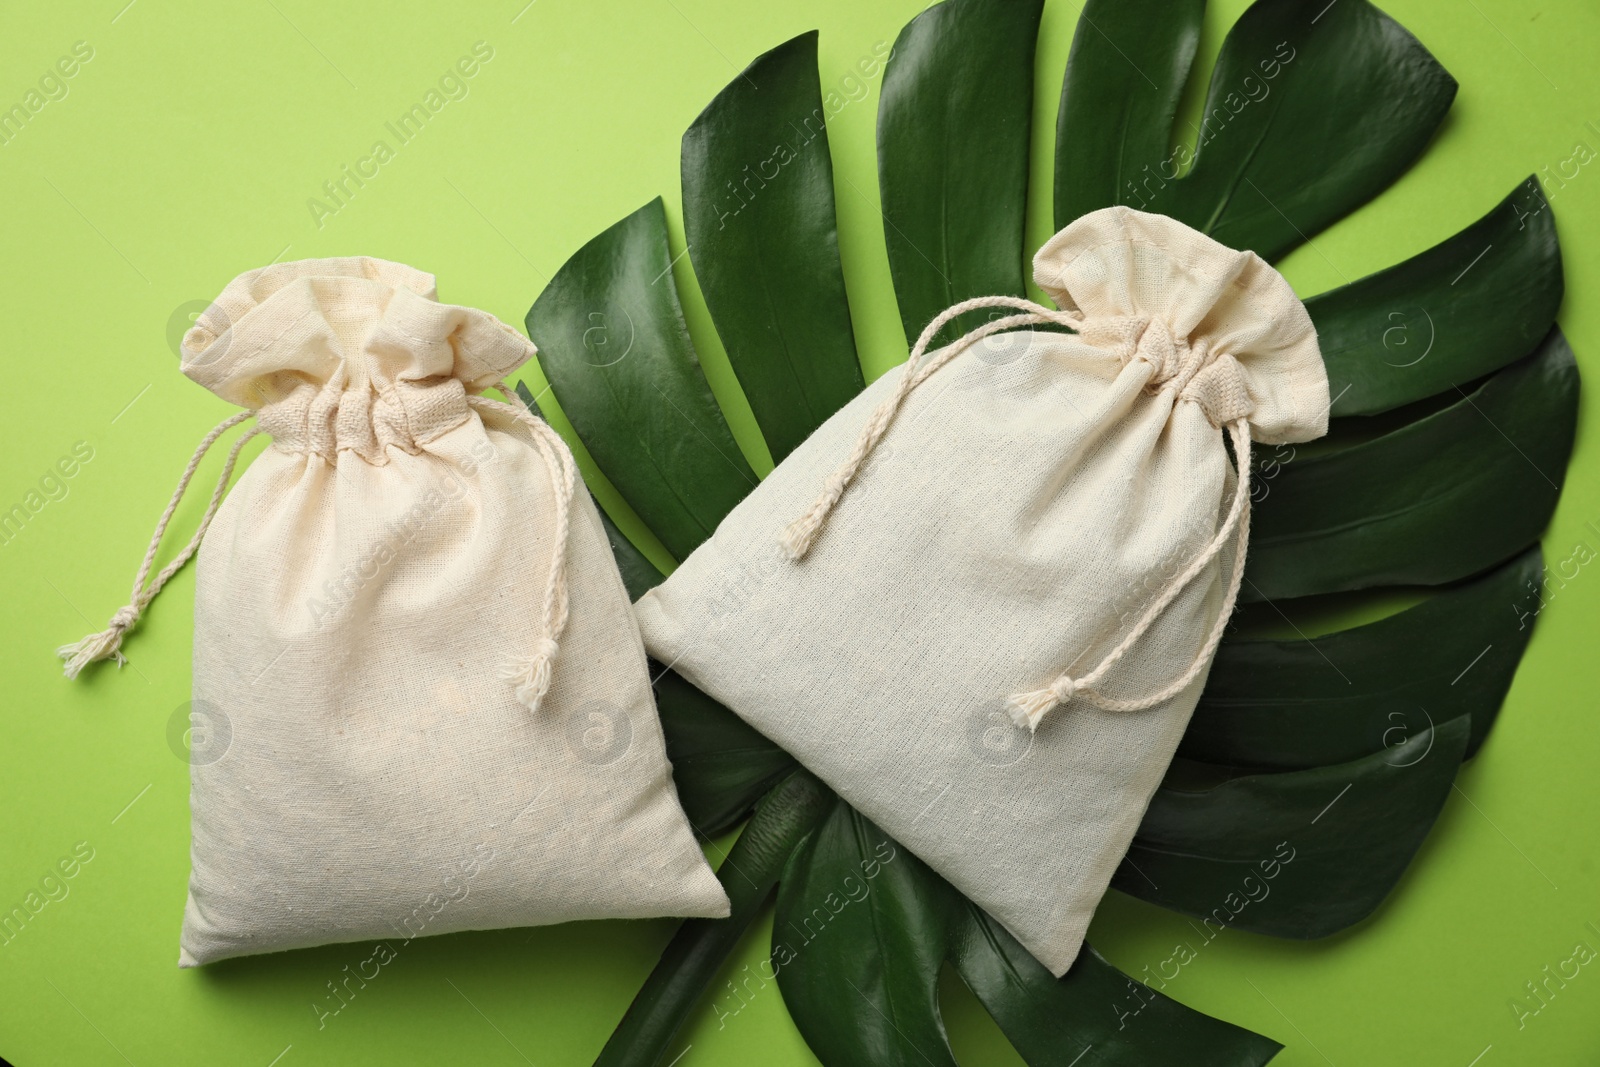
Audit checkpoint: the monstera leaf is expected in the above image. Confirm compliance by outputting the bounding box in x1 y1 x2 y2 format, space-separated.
522 1 1577 1063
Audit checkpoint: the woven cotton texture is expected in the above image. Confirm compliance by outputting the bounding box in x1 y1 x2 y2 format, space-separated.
176 257 728 967
633 208 1327 976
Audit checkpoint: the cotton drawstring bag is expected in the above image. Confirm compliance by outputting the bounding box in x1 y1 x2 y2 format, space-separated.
634 207 1327 976
59 257 728 966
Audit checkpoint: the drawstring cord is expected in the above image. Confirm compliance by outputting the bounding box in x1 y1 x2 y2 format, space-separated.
58 385 578 716
1005 417 1252 731
58 411 261 679
469 384 577 715
780 295 1084 560
777 294 1256 733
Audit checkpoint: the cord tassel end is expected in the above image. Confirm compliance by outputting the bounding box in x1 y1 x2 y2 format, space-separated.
1005 677 1077 733
57 606 140 680
503 637 560 714
1004 690 1056 733
779 516 822 561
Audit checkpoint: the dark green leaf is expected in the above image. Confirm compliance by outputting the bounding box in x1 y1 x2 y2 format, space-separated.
1129 0 1456 261
877 0 1044 343
513 379 546 419
681 32 865 463
593 501 667 602
950 903 1282 1065
522 375 667 603
1311 179 1563 416
558 1 1570 1061
1244 327 1579 601
1184 547 1542 770
1053 0 1205 230
774 803 959 1067
655 666 798 837
526 198 757 560
775 808 1285 1066
595 770 834 1067
578 458 794 833
583 470 794 836
1118 716 1470 938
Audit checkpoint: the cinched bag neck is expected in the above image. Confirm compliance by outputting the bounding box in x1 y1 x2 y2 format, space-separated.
778 206 1327 732
179 257 543 466
180 257 536 413
61 257 581 714
1033 205 1327 446
255 369 477 464
1075 317 1257 430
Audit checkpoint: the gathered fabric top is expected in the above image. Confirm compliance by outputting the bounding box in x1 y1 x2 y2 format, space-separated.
180 256 535 461
1033 206 1328 445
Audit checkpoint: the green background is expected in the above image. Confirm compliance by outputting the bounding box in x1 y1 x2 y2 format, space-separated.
2 0 1597 1063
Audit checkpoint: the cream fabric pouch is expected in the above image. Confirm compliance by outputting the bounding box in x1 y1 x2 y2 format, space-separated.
634 208 1327 976
60 257 728 966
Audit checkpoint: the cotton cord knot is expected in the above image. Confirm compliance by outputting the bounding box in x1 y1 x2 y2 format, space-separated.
502 637 560 714
1004 676 1079 733
56 606 141 680
780 295 1084 561
469 384 578 715
1080 319 1252 427
57 411 259 681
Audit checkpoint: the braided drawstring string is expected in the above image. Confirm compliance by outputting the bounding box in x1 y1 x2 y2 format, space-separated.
58 411 261 679
1005 417 1254 731
779 293 1256 734
468 384 577 715
59 385 579 714
779 296 1085 560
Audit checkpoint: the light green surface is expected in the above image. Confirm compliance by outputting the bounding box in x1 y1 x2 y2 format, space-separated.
2 0 1597 1063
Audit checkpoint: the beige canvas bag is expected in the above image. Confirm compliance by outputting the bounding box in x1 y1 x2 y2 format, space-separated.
634 207 1327 976
59 257 728 966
